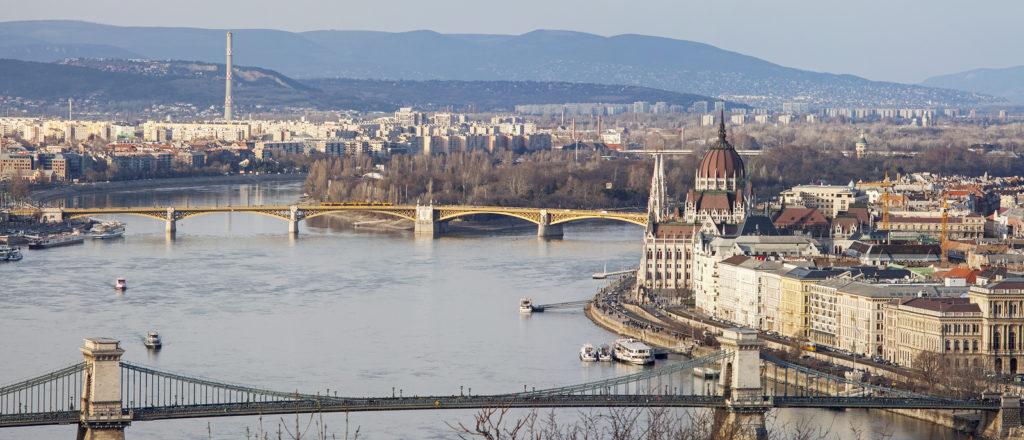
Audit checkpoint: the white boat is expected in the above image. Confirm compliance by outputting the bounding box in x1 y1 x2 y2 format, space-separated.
0 246 22 262
144 331 162 349
28 233 84 249
613 338 655 365
598 344 613 362
580 343 598 361
90 221 126 239
519 298 533 313
115 278 127 291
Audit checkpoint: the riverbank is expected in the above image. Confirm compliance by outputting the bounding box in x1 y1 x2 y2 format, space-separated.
30 173 308 202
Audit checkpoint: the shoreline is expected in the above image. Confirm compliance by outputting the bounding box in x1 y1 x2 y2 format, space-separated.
30 173 308 202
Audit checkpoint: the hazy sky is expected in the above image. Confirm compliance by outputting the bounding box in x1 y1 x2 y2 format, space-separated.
4 0 1022 83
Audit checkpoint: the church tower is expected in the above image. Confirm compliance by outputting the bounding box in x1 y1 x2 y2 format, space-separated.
855 130 869 159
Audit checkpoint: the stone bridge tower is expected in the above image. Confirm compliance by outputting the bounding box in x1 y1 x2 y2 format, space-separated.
78 338 130 440
716 328 769 440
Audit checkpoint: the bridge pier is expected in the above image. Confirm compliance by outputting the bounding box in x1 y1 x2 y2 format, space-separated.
77 338 130 440
414 204 446 238
41 207 64 223
537 210 563 238
715 328 769 440
165 208 176 234
288 205 299 235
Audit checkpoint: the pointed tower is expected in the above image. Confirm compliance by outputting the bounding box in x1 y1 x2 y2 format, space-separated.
646 154 667 223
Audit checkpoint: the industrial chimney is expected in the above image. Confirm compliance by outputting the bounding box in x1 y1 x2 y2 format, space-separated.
225 31 233 121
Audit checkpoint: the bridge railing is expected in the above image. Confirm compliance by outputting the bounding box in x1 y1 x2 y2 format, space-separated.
516 350 732 398
761 354 944 401
120 362 319 409
0 362 87 416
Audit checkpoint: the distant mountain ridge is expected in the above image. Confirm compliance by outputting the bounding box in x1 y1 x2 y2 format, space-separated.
0 58 720 112
922 66 1024 103
0 20 1003 108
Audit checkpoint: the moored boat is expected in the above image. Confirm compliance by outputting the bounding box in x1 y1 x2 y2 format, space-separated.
28 233 84 249
115 278 127 291
144 331 162 349
90 221 126 239
692 366 720 378
0 246 22 262
580 343 598 361
598 344 612 361
612 338 655 365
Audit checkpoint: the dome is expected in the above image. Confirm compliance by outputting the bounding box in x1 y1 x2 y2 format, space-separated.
696 113 745 188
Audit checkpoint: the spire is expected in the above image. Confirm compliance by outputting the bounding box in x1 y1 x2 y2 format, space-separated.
717 109 727 146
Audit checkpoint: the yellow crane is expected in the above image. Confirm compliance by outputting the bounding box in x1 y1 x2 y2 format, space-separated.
940 201 949 264
881 172 892 232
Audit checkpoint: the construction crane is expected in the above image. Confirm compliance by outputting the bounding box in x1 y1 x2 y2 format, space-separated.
940 201 949 264
881 172 892 232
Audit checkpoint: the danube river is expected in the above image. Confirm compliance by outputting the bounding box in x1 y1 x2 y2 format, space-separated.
0 181 965 439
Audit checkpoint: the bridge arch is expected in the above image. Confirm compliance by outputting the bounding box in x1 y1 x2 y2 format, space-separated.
303 209 416 223
436 210 541 225
66 212 168 221
549 215 647 227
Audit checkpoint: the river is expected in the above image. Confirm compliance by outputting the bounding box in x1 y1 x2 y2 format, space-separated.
0 181 967 439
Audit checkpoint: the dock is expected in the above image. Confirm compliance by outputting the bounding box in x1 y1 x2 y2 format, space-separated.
529 300 589 312
592 269 635 279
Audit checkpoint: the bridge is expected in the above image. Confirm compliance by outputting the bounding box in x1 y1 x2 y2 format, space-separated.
13 204 648 238
3 331 1020 440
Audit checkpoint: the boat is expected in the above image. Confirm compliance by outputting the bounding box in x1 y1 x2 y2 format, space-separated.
519 298 533 313
28 233 84 249
612 338 655 365
0 246 22 262
598 344 613 362
580 343 598 361
115 278 127 291
90 221 125 239
692 366 720 378
144 331 162 349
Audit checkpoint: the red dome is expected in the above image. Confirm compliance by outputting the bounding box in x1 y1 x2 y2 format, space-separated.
697 114 744 181
697 146 745 180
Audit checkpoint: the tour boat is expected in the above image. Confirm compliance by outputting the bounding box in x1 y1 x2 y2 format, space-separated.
0 246 22 262
144 332 162 349
28 233 84 249
519 298 533 313
115 278 127 291
612 338 655 365
90 221 126 239
580 343 598 361
598 344 613 362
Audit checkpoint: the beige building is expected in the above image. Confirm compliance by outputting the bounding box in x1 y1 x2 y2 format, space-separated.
716 256 784 329
889 214 984 240
780 184 859 218
882 297 982 369
969 279 1024 374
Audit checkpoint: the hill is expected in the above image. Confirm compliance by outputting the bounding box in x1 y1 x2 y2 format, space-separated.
922 65 1024 104
0 58 724 112
0 20 1002 108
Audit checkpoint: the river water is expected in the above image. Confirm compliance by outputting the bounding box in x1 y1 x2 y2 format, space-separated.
0 181 966 439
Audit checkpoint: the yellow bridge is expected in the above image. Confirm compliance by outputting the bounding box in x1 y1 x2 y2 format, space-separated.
14 204 648 237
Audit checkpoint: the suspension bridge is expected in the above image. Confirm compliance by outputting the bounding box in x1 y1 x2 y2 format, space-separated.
11 203 648 238
1 331 1019 439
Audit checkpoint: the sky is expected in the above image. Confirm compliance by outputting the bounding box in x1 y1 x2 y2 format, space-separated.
2 0 1022 84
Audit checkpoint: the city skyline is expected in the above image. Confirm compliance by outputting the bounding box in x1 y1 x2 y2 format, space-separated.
2 0 1021 84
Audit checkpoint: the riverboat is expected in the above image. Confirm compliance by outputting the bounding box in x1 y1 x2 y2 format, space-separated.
115 278 127 291
598 344 613 362
28 233 84 249
90 221 126 239
144 332 162 349
612 338 655 365
0 246 22 262
580 343 598 361
519 298 533 313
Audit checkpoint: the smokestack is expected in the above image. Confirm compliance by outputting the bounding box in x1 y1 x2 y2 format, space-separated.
225 31 233 121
